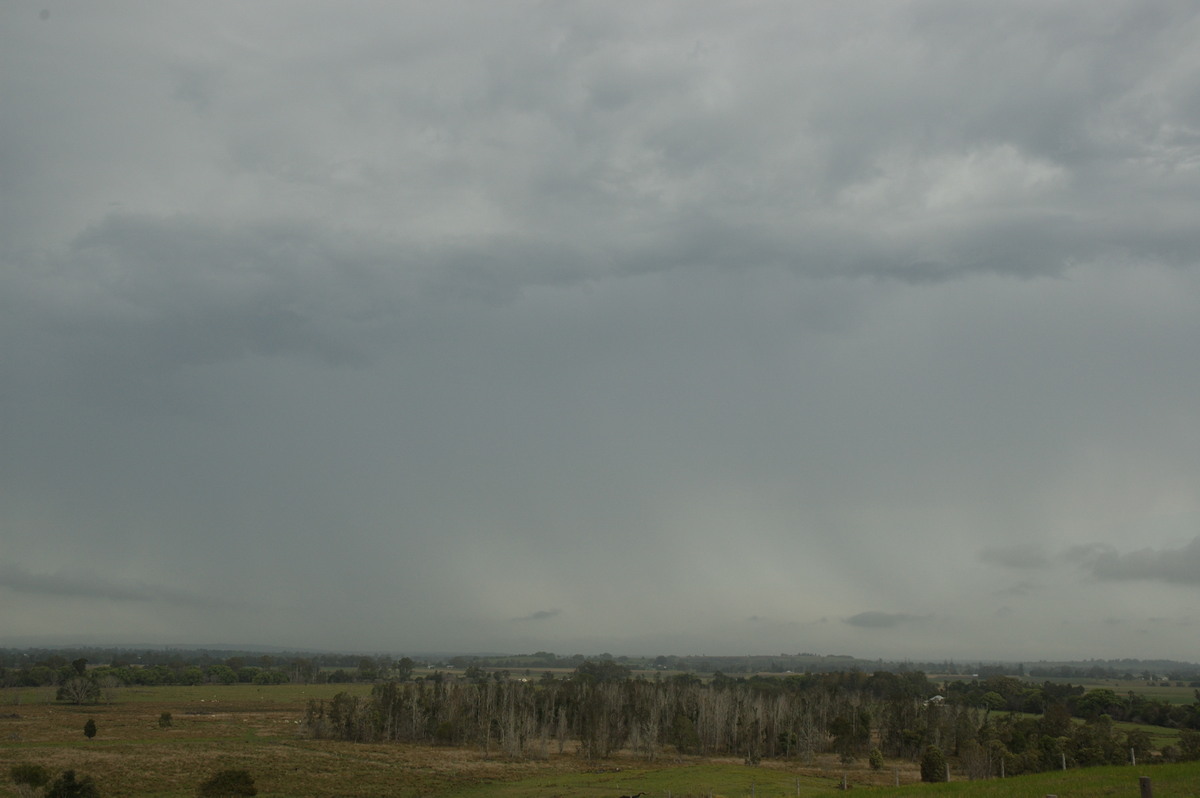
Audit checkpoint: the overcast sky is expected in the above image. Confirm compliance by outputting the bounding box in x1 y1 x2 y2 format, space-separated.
3 2 1200 662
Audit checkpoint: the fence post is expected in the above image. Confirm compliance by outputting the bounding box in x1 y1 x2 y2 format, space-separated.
1140 776 1153 798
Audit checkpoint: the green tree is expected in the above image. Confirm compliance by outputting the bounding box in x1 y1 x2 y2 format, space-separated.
1125 727 1153 763
829 708 871 762
1074 688 1122 721
981 691 1005 715
573 659 631 683
669 713 700 755
920 744 948 782
356 658 378 681
206 665 238 685
83 718 97 740
868 747 885 770
251 670 288 685
46 769 100 798
197 768 257 797
179 666 204 686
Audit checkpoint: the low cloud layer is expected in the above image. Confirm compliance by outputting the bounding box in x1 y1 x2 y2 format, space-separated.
845 612 921 630
0 564 228 608
2 2 1200 661
516 610 563 622
1070 538 1200 586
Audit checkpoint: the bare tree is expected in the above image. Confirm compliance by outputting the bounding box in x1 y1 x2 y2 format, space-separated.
57 677 99 705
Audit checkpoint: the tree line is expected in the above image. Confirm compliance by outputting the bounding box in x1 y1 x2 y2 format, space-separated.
0 654 418 698
304 664 1200 776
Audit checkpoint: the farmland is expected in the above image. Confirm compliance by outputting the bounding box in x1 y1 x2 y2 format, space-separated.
4 652 1200 798
3 681 1199 798
1 682 900 797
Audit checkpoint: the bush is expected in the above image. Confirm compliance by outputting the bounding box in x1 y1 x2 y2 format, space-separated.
10 763 51 789
83 719 97 740
46 770 101 798
920 744 948 782
158 711 173 728
197 769 257 797
1180 729 1200 761
868 747 884 770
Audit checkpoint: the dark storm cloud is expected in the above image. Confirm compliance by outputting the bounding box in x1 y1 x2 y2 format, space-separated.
54 214 390 368
3 1 1200 660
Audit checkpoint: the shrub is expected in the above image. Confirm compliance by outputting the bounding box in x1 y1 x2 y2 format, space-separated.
197 769 257 797
159 712 173 728
83 719 97 740
920 744 948 782
1180 729 1200 761
868 747 884 770
10 763 51 790
46 769 101 798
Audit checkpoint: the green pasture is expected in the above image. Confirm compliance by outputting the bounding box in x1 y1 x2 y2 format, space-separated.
1110 718 1180 750
844 762 1200 798
1047 678 1199 705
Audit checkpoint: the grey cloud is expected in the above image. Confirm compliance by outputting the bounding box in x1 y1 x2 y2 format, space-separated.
997 580 1041 597
1071 537 1200 586
980 544 1050 569
845 612 917 630
0 222 371 404
3 2 1200 661
0 563 229 607
515 609 561 622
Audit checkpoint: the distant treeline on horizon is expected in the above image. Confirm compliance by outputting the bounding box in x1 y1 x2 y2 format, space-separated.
2 645 1200 682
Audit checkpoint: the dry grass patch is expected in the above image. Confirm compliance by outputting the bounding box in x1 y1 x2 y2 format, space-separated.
1 686 633 797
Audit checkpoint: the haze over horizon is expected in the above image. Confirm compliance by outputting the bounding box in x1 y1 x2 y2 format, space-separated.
3 2 1200 663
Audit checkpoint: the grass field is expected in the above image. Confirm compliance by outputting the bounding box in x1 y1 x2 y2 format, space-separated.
1046 678 1199 706
2 684 1197 797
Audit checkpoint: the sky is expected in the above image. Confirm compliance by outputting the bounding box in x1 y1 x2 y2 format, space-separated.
3 2 1200 663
